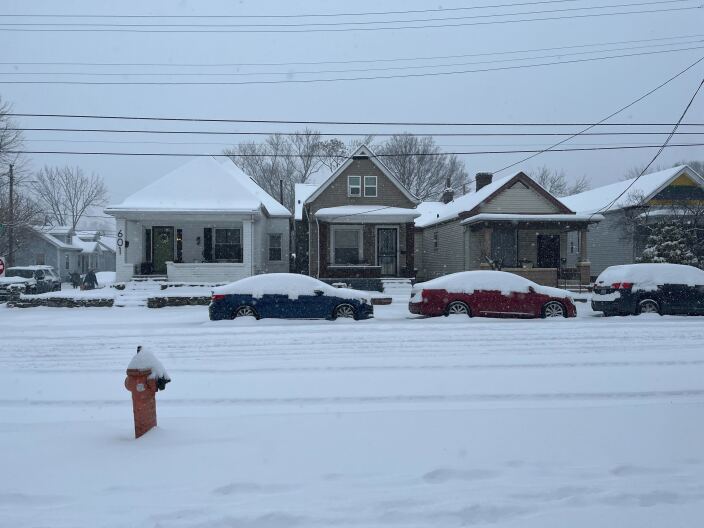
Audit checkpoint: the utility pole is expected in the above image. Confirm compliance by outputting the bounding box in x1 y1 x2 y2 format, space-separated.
7 164 14 266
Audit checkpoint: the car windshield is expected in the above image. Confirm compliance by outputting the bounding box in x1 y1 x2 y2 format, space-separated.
2 3 703 527
6 269 34 279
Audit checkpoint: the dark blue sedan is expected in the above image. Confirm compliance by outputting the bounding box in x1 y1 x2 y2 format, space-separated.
209 273 374 321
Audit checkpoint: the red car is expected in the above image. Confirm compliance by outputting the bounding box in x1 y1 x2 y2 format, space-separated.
409 271 577 319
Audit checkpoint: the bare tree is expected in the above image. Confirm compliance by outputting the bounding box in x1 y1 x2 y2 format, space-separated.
33 166 108 230
529 166 590 197
374 134 468 201
0 97 41 261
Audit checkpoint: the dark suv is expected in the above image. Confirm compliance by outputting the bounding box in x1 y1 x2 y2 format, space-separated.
592 263 704 316
0 266 62 299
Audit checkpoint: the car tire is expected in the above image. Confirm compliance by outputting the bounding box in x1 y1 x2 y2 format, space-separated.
637 299 661 316
232 305 259 319
542 301 566 318
445 301 471 317
333 303 356 320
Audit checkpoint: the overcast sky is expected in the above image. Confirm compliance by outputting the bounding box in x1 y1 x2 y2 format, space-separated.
2 0 703 204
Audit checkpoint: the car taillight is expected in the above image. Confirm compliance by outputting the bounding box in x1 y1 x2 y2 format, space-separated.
211 294 225 301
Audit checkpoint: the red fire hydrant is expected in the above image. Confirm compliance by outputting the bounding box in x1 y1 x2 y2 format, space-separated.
124 346 170 439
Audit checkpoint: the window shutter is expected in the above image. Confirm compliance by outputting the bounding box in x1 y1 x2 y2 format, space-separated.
203 228 213 261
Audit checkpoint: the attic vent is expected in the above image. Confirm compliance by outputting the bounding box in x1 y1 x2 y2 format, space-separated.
352 155 369 160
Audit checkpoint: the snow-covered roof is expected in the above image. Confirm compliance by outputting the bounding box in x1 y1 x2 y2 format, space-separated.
315 205 421 223
461 213 603 225
562 165 703 214
294 183 320 220
415 173 517 228
106 157 290 217
32 228 81 251
305 144 419 206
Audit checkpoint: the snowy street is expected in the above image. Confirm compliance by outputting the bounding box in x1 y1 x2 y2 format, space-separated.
1 301 703 527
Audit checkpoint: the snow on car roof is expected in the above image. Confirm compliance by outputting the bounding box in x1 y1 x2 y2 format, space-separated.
8 265 55 271
214 273 371 300
414 270 572 299
562 166 701 214
596 263 704 291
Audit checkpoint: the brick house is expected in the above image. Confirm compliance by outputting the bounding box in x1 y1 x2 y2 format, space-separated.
294 145 420 290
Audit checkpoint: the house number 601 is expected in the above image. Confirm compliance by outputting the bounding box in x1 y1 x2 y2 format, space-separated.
117 230 124 255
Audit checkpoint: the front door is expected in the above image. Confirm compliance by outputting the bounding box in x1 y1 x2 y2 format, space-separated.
152 226 174 274
537 234 560 268
377 228 398 277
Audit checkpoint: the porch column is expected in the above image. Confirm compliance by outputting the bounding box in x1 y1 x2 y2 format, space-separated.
243 219 253 276
480 226 493 269
577 228 591 285
115 218 134 282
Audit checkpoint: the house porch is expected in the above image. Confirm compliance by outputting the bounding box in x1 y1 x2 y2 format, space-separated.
461 215 598 288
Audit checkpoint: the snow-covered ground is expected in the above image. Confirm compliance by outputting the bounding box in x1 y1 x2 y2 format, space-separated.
1 300 703 527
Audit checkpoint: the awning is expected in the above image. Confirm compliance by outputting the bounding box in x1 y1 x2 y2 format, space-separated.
460 213 604 226
315 206 421 224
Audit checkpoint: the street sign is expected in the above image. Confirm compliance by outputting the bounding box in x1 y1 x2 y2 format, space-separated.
0 256 5 277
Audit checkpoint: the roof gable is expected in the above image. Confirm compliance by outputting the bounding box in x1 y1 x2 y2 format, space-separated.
106 157 290 217
562 165 704 213
304 144 418 205
415 172 572 228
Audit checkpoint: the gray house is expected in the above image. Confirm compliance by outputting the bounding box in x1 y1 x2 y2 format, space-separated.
105 157 291 283
415 172 602 287
13 226 116 281
294 145 420 289
562 165 704 276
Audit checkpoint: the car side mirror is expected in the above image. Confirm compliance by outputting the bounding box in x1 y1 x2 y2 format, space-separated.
528 286 535 294
313 289 324 296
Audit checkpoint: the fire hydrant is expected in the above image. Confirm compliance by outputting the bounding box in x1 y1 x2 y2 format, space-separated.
124 346 170 438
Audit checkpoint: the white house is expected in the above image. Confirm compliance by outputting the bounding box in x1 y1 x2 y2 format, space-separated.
105 157 291 283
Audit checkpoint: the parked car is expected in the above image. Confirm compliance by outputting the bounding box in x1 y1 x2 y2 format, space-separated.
0 265 61 299
409 270 577 319
209 273 374 321
591 263 704 316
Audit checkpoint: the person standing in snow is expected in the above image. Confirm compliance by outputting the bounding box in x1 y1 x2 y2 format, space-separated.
83 269 98 290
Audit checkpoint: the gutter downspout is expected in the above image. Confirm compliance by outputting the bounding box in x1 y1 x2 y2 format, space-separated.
251 213 255 276
315 215 321 279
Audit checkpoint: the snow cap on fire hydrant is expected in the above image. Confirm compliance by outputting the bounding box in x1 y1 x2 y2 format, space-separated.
127 345 171 383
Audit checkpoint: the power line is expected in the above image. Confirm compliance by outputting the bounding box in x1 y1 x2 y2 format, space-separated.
7 39 703 78
591 75 704 217
9 114 704 127
5 144 703 158
4 33 699 67
0 0 581 19
0 1 689 29
2 45 703 85
493 54 704 173
11 128 704 137
2 5 699 33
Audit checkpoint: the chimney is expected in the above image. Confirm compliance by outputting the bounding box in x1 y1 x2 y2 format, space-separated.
476 172 493 192
440 177 454 204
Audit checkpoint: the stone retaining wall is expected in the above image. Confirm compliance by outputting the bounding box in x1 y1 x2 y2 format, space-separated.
147 296 211 308
10 297 114 308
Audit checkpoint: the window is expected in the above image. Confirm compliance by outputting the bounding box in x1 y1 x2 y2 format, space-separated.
348 175 361 197
176 229 183 262
214 228 243 262
364 176 377 197
433 231 439 251
333 227 362 265
64 254 70 270
268 233 282 261
35 254 45 265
